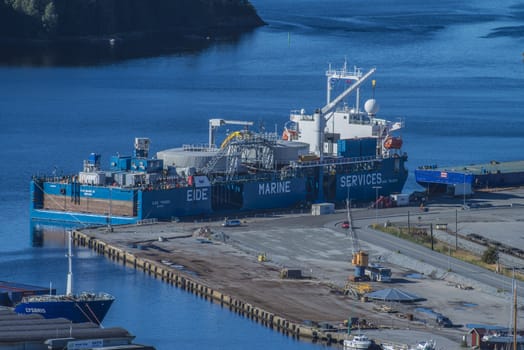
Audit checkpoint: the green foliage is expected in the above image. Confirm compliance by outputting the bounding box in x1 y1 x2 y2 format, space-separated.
1 0 263 39
2 0 57 37
481 246 499 264
6 0 42 17
42 1 57 33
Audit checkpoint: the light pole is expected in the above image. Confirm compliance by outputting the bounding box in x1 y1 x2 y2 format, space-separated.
373 186 382 225
463 173 466 208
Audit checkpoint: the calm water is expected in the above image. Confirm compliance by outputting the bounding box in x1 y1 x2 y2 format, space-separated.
1 0 523 348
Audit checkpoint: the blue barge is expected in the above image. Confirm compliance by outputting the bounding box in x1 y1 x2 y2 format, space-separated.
415 160 524 195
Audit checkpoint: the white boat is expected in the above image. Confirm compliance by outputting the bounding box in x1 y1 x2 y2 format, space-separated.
343 334 372 350
411 340 436 350
381 339 435 350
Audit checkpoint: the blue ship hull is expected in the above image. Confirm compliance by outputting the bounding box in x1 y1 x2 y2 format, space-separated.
30 157 408 225
14 294 114 324
330 157 408 203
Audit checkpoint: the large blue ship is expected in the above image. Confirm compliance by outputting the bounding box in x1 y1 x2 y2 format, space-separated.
30 63 408 225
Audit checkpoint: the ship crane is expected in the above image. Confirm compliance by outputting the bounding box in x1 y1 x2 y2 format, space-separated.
208 119 254 148
321 67 376 116
310 67 376 159
345 199 369 282
308 67 376 201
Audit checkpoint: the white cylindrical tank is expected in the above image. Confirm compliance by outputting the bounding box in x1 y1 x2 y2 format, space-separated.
156 147 227 171
273 141 310 164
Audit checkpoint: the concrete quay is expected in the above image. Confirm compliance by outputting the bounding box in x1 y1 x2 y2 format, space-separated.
73 188 524 349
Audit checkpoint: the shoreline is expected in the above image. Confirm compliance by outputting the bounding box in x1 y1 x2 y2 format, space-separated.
0 26 261 66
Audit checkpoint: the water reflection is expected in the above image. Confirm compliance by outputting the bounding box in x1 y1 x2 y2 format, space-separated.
30 221 84 248
0 31 250 67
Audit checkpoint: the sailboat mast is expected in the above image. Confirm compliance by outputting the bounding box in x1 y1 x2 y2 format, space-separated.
66 230 73 296
514 280 517 350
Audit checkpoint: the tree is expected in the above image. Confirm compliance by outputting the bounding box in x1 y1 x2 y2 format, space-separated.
482 246 499 265
42 1 57 33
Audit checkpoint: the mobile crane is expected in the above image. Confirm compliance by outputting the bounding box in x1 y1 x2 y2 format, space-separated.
344 199 369 281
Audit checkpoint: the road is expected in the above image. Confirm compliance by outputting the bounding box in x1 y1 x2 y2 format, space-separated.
350 204 524 298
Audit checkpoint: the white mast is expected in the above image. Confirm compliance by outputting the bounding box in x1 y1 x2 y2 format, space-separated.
66 230 73 296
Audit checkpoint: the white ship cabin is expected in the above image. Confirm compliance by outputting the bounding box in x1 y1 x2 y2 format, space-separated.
285 63 403 159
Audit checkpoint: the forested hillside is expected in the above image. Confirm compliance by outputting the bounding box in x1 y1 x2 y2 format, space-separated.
0 0 264 39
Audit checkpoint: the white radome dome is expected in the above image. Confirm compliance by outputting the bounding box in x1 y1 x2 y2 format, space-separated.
364 99 380 115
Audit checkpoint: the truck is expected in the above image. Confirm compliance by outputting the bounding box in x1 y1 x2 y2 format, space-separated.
364 265 392 282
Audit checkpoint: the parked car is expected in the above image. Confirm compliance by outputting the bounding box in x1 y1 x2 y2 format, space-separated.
436 315 453 327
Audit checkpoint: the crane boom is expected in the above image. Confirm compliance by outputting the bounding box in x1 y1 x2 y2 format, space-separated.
345 199 369 281
320 68 376 116
208 118 254 147
346 199 360 254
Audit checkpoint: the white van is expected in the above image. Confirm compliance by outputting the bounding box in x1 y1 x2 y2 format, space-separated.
222 219 241 227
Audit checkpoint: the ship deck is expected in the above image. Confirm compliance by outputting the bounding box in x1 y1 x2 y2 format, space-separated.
416 160 524 188
0 281 55 306
423 160 524 176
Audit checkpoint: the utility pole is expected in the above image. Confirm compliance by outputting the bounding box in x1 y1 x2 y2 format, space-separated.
408 211 410 235
430 223 434 251
373 186 382 225
455 209 458 250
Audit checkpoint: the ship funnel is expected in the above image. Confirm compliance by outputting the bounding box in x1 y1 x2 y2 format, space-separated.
313 109 325 158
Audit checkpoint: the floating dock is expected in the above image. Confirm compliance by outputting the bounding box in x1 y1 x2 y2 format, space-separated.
415 160 524 195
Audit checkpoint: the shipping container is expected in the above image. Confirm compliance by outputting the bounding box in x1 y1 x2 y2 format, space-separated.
311 203 334 215
79 171 106 185
110 155 131 171
391 193 409 206
359 137 377 157
337 139 361 158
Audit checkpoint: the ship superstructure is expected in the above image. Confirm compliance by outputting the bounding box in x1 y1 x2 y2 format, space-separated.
30 63 408 225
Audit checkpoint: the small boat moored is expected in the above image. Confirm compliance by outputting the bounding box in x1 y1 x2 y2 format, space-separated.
14 231 115 324
344 333 373 350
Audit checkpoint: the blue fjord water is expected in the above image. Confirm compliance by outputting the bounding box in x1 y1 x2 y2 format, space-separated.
0 0 523 348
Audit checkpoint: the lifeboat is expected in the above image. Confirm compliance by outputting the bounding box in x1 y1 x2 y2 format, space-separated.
282 128 298 141
384 136 402 149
